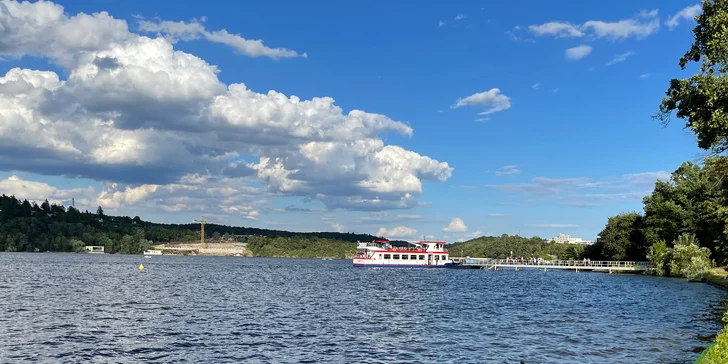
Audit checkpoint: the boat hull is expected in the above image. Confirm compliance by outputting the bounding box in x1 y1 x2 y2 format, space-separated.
353 263 453 268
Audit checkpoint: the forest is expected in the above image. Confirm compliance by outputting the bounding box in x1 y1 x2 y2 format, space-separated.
448 234 583 260
0 194 376 255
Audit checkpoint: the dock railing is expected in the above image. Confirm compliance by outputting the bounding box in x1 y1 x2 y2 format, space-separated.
450 257 653 271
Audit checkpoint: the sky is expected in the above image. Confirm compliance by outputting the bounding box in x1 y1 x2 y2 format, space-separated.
0 0 710 242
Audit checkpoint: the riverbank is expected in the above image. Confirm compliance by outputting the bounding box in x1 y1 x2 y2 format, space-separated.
695 267 728 363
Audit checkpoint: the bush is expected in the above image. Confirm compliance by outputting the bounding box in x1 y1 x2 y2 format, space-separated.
667 233 713 280
648 240 668 276
649 233 713 279
697 328 728 363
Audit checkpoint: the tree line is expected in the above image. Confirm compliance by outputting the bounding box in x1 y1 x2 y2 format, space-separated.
0 194 376 255
448 234 584 261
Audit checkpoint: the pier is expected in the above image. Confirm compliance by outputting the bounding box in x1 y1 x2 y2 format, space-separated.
450 258 653 273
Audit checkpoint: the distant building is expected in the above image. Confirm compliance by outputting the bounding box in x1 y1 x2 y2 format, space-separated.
84 245 105 253
551 233 593 245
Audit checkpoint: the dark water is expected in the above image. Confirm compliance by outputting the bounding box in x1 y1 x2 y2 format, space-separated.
0 253 725 363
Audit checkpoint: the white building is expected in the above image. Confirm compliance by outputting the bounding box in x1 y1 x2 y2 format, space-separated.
551 233 593 245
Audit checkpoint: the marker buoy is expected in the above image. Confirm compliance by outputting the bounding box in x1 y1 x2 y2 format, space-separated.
139 264 145 271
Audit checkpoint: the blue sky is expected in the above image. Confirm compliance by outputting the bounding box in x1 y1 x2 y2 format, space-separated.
0 0 708 242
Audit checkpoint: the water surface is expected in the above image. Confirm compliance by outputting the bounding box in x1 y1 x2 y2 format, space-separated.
0 253 724 363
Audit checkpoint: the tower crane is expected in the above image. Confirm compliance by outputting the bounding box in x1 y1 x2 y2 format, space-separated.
193 216 217 248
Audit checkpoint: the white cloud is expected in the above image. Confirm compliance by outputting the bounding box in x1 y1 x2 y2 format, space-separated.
443 217 467 232
332 224 345 233
525 223 579 228
452 89 511 115
666 4 702 30
639 73 650 79
0 0 453 215
532 83 541 90
606 51 635 66
376 226 418 238
565 45 592 60
529 9 660 41
488 171 670 207
495 165 521 176
0 175 96 207
529 22 584 38
475 117 491 122
454 14 467 20
137 18 306 59
438 21 445 28
487 213 509 217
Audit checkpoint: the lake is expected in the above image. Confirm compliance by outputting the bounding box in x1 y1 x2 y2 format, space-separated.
0 253 725 363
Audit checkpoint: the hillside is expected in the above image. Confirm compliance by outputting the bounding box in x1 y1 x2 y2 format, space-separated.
448 234 584 260
0 194 377 255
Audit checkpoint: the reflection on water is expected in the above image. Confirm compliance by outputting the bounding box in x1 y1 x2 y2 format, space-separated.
0 253 724 363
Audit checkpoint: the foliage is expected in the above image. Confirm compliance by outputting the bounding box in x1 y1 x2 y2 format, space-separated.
697 328 728 364
448 234 578 260
667 233 713 280
0 194 376 255
585 212 646 261
244 235 356 258
657 0 728 154
648 240 669 276
649 233 713 279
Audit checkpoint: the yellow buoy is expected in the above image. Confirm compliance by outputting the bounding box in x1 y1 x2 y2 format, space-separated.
139 263 145 271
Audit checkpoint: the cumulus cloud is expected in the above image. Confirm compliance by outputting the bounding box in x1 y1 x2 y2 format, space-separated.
0 0 452 216
565 45 592 60
529 9 660 41
452 89 511 115
532 83 541 90
443 218 467 232
376 226 418 238
137 18 306 59
666 4 702 30
0 175 96 207
606 51 635 66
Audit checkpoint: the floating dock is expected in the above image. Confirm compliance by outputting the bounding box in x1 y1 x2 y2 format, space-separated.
450 258 653 273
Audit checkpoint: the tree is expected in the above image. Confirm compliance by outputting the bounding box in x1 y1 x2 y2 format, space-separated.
69 238 85 253
648 240 669 276
657 0 728 154
96 206 104 216
641 158 728 263
212 231 221 241
667 233 713 279
593 212 646 261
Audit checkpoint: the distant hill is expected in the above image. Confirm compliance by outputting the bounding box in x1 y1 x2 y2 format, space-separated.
0 194 378 255
446 234 582 260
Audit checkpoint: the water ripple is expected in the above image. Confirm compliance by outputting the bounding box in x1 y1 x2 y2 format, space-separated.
0 253 725 363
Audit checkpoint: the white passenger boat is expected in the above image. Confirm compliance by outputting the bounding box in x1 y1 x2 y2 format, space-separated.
143 249 163 256
352 239 452 268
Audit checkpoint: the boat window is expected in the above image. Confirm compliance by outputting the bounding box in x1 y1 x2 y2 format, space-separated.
410 255 416 260
378 254 382 259
401 254 408 260
393 254 399 259
434 255 439 260
384 254 391 259
419 255 425 260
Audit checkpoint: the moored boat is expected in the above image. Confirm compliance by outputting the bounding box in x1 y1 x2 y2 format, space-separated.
352 239 452 268
143 249 163 256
